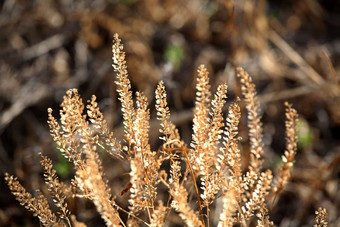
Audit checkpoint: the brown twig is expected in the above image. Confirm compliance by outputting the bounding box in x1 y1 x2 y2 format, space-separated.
268 29 325 87
322 50 340 94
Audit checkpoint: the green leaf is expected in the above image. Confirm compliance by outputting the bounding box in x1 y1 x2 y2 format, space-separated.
297 117 314 148
165 44 184 70
54 147 72 177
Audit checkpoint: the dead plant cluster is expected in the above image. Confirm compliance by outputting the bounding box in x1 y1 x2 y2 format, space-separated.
5 34 328 227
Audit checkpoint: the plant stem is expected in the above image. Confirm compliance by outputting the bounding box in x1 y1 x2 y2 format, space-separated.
183 147 205 226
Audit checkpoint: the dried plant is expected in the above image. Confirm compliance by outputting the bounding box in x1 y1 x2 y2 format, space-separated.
272 102 299 205
5 33 326 226
4 173 59 226
314 207 328 227
40 153 71 226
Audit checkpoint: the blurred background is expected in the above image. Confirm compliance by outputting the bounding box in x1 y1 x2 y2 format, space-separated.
0 0 339 226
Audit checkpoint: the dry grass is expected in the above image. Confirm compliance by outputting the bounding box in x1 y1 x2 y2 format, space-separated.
4 34 328 227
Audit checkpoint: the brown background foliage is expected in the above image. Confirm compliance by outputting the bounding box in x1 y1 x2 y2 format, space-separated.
0 0 339 226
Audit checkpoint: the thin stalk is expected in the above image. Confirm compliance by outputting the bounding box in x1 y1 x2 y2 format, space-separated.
113 204 149 226
160 141 205 226
183 147 205 226
62 212 72 227
207 205 210 227
146 206 152 224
